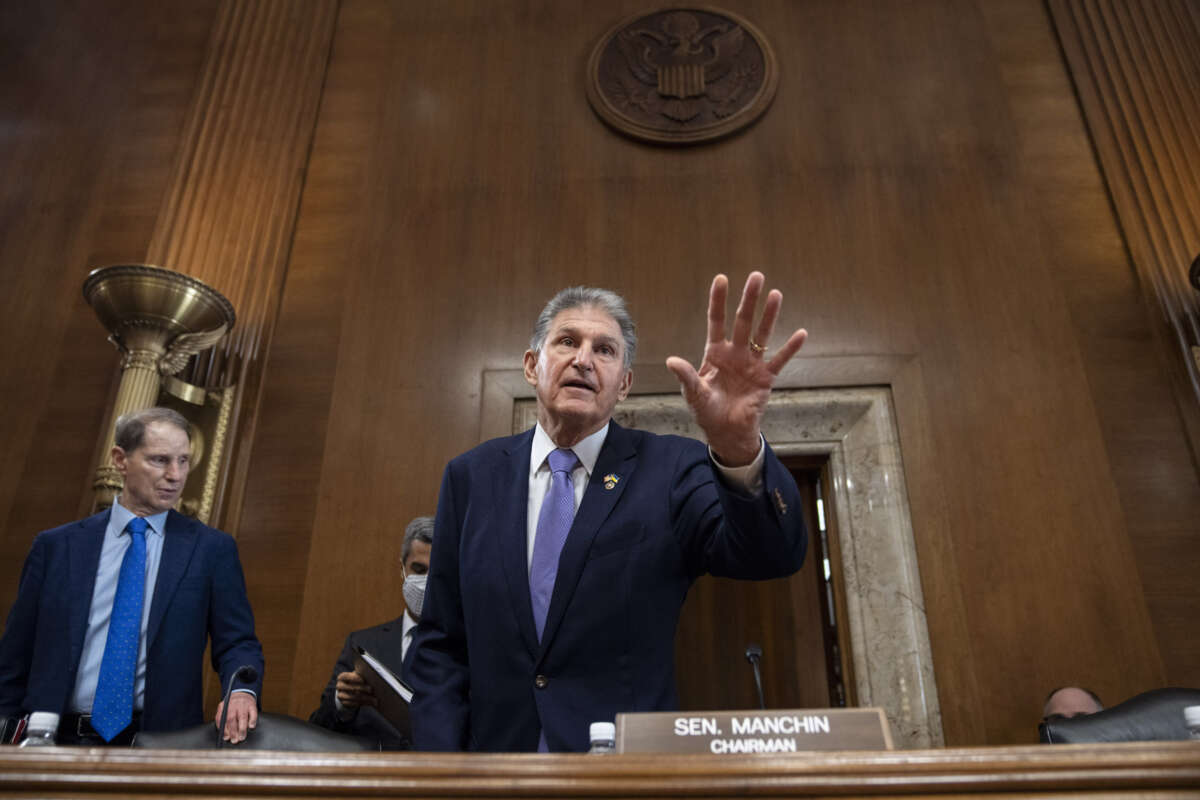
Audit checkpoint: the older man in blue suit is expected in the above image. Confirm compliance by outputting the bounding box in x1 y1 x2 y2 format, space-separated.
409 272 809 752
0 407 263 745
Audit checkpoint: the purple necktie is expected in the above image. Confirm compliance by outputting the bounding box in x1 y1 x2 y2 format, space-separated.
529 448 579 642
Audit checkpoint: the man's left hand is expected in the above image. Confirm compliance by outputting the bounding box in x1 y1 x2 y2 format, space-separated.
666 271 807 466
214 691 258 744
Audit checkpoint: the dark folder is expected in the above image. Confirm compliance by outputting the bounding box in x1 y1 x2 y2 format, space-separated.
352 645 413 738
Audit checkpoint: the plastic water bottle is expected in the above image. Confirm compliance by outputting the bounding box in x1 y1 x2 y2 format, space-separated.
18 712 59 747
1184 705 1200 740
588 721 616 754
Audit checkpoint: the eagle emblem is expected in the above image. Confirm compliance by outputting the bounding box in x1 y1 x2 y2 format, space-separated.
587 8 778 144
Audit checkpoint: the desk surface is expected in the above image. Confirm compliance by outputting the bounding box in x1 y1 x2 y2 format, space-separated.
1 741 1199 798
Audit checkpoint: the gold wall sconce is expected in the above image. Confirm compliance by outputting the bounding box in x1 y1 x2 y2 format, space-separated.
83 264 236 521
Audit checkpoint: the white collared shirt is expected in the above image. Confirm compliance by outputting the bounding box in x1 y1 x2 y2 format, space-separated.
526 423 609 567
400 611 418 663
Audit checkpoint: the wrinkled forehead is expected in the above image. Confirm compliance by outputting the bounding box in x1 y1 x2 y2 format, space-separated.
137 421 192 451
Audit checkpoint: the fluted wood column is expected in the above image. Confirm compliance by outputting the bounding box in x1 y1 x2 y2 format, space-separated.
119 0 339 529
1048 0 1200 459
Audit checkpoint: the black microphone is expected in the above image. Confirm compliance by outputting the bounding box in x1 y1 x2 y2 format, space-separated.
216 665 258 748
744 644 766 710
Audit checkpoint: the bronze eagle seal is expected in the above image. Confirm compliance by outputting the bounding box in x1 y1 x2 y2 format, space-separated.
586 7 778 145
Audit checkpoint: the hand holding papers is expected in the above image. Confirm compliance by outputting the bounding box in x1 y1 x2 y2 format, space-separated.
352 646 413 737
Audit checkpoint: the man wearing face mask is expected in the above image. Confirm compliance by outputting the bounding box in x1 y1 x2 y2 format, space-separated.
308 516 432 749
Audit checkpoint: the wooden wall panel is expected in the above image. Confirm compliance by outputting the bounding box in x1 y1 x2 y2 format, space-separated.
130 0 338 544
2 0 1198 751
232 0 394 715
0 0 219 617
250 0 1194 746
0 0 339 721
1045 0 1200 697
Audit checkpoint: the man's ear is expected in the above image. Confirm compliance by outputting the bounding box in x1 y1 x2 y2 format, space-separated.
617 368 633 401
523 350 539 387
110 446 128 477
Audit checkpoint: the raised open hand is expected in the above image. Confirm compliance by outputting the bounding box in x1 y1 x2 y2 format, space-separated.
665 272 807 466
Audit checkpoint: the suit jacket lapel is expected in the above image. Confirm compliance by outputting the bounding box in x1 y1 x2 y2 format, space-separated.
497 430 540 656
68 512 109 664
538 422 637 657
147 510 199 650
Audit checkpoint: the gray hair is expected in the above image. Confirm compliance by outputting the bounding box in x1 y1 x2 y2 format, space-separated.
530 287 637 370
402 516 435 563
114 407 190 452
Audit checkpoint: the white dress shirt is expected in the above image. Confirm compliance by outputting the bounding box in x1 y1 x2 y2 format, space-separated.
400 612 418 664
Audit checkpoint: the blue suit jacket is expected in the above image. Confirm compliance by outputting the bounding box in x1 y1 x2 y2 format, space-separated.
408 422 806 752
0 509 263 732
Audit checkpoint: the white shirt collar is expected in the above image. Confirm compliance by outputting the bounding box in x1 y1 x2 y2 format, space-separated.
530 421 608 478
110 496 169 538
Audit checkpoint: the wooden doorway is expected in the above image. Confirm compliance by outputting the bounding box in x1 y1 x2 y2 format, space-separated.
674 455 853 711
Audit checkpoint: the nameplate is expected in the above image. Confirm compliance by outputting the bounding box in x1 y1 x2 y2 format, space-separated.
615 708 893 754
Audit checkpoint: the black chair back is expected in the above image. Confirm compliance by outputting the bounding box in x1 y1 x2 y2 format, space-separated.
1039 687 1200 743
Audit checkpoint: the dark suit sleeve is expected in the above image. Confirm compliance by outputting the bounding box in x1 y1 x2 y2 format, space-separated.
0 535 45 715
408 463 472 751
207 534 264 698
308 635 358 731
674 439 807 581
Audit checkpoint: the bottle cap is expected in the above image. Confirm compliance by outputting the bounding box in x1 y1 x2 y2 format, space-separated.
27 711 60 732
589 721 616 741
1184 705 1200 728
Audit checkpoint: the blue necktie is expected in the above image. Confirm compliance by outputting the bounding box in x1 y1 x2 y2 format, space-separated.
529 448 579 642
91 517 148 741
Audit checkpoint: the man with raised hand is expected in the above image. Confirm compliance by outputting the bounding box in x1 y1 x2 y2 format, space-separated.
409 272 808 752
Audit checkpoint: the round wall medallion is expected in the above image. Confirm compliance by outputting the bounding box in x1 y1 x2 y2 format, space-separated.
586 7 779 145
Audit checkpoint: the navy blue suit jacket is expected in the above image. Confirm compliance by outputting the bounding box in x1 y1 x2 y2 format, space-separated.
0 509 263 732
408 422 806 752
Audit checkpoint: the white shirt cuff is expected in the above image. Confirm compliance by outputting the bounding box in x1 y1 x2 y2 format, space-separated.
333 692 354 717
708 434 766 495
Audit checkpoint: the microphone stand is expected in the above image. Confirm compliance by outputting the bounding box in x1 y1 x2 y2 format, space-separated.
216 666 258 749
744 644 766 710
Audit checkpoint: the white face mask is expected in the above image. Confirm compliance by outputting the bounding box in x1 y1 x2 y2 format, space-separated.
403 573 427 620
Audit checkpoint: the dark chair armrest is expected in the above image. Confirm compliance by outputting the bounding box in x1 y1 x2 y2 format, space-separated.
132 712 379 751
